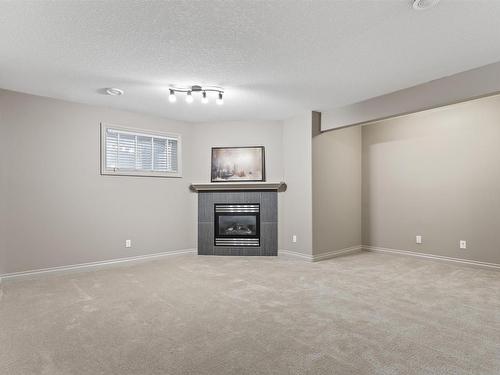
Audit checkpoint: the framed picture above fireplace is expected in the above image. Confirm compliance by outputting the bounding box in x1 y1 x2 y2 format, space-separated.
211 146 265 182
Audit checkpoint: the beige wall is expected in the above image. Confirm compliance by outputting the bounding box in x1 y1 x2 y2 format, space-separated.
0 90 297 274
191 120 284 249
191 118 316 254
322 61 500 130
362 94 500 264
0 89 196 274
0 97 6 275
280 113 313 255
312 123 362 256
191 121 283 183
9 84 499 272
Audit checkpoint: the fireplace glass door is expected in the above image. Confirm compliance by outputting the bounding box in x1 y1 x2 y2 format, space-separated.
214 204 260 246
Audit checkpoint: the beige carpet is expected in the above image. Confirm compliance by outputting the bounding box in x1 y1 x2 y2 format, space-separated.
1 251 499 375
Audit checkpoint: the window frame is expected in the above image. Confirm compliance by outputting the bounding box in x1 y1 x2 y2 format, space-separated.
100 123 182 178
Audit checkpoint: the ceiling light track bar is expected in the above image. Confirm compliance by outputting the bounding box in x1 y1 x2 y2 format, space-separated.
168 85 224 105
169 86 224 94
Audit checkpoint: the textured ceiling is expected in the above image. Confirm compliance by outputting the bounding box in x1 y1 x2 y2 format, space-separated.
1 0 500 122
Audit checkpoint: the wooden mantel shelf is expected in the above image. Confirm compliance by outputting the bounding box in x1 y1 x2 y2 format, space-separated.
190 181 287 192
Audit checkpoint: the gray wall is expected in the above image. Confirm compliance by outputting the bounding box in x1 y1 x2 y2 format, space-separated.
191 120 283 183
312 123 362 256
0 90 298 274
189 116 318 257
280 113 313 255
362 94 500 264
5 84 498 271
0 89 196 274
190 116 313 256
0 96 6 275
191 120 285 250
322 61 500 131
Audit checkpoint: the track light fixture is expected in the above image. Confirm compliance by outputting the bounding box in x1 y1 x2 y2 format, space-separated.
216 92 224 105
168 85 224 105
168 89 176 103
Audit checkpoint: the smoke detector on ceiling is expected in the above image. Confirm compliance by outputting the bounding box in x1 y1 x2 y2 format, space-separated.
412 0 440 10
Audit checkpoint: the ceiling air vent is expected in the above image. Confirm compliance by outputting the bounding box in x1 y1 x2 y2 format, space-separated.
412 0 440 10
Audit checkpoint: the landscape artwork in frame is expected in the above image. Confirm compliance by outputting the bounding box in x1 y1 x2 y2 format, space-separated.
211 146 265 182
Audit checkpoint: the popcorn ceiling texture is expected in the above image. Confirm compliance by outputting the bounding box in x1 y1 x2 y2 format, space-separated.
1 1 500 122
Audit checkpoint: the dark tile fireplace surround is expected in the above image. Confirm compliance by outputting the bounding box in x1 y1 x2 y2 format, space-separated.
192 183 285 256
198 191 277 256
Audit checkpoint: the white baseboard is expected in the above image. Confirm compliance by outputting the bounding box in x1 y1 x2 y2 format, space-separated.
279 249 314 261
363 246 500 270
312 246 362 262
0 248 196 282
280 245 362 262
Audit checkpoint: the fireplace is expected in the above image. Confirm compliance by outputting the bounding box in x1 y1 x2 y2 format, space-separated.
214 204 260 247
195 189 280 256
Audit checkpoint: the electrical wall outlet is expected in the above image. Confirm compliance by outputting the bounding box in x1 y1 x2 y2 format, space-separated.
125 239 132 248
459 240 467 249
292 235 297 243
416 235 422 244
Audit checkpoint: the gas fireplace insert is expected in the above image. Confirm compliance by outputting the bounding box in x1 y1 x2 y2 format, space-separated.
214 204 260 246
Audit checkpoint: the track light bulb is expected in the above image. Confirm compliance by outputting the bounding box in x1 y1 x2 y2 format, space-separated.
201 91 208 104
168 89 176 103
186 91 193 103
216 92 224 105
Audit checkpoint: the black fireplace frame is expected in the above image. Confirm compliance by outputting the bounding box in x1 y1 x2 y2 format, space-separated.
214 203 260 247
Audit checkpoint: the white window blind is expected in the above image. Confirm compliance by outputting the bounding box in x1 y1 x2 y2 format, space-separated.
101 124 181 177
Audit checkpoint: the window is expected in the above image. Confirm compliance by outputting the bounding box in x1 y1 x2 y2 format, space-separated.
100 123 181 177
